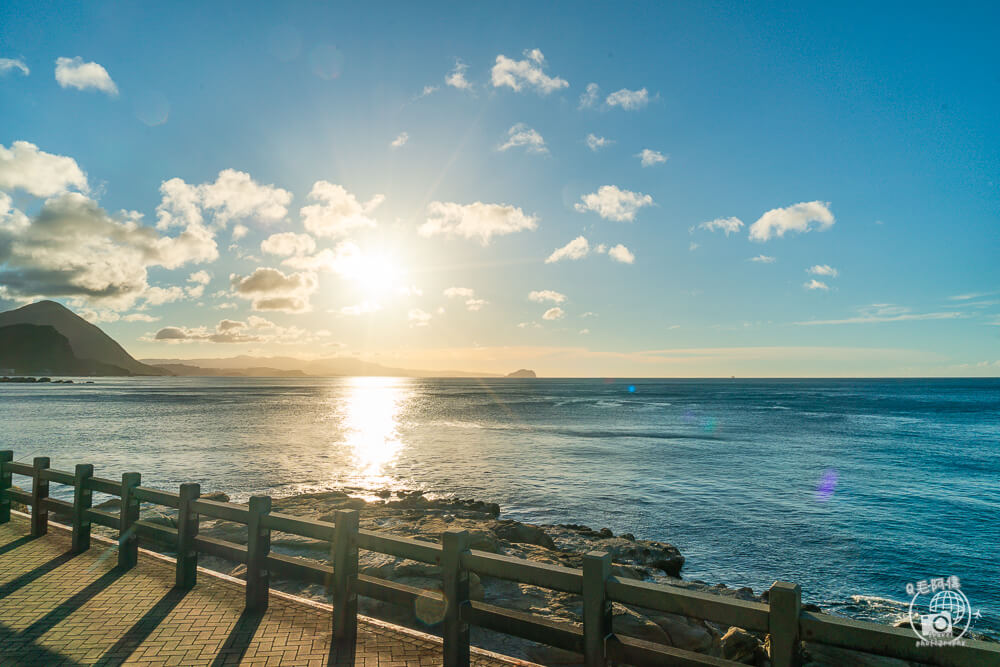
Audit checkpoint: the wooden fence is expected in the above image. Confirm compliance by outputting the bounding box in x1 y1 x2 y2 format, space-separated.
1 451 997 667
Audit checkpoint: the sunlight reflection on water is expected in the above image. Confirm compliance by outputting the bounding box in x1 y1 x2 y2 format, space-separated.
337 376 406 490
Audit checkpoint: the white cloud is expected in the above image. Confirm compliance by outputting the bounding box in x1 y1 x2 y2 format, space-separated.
575 185 653 222
397 285 423 297
606 88 649 110
491 48 568 95
807 264 839 277
636 149 667 167
699 216 745 236
444 287 475 299
444 287 487 311
416 85 438 99
339 300 382 316
281 240 362 276
529 290 566 304
750 255 776 263
607 244 635 264
749 201 834 241
123 313 159 322
585 134 612 151
542 306 565 320
187 270 212 286
796 304 965 326
0 141 88 197
230 267 318 313
0 58 29 76
689 242 699 251
579 328 590 335
804 279 830 291
0 192 217 309
546 236 590 263
419 201 538 245
445 59 472 90
143 285 186 306
231 224 249 241
408 308 432 327
464 298 488 311
261 232 316 257
517 321 541 329
498 123 547 154
579 83 600 108
300 181 383 238
390 132 409 149
148 317 327 345
156 169 292 230
54 56 117 95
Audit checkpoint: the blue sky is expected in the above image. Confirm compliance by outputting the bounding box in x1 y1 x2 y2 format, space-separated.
1 1 998 376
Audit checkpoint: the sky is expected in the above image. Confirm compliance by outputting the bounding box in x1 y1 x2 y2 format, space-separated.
1 1 998 377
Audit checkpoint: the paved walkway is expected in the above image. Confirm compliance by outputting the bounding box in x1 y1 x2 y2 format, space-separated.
0 516 516 666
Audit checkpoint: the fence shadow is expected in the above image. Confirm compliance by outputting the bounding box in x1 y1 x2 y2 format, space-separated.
20 566 127 639
209 609 265 667
0 551 77 600
0 619 84 666
93 588 189 666
0 534 35 557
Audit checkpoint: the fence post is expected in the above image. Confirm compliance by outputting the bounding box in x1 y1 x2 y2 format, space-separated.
176 482 200 589
118 472 140 569
31 457 50 537
246 495 272 611
71 464 94 553
583 551 612 667
442 529 471 667
769 581 802 667
0 451 11 524
332 508 359 655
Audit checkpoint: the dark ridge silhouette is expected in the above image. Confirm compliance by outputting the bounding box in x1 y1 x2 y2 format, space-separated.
0 324 131 376
0 300 167 375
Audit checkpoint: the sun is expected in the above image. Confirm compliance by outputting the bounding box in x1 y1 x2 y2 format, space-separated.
341 253 402 295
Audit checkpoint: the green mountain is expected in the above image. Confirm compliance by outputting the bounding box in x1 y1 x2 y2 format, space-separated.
0 301 168 376
0 323 131 376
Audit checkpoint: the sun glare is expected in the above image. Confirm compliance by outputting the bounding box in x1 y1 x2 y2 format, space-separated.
342 253 403 295
338 376 406 488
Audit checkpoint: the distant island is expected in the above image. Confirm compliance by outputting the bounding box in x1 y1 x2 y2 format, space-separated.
0 300 530 379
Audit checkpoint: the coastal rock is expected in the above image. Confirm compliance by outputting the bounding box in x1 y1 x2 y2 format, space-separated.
492 520 556 549
719 626 763 664
612 603 671 644
651 612 716 653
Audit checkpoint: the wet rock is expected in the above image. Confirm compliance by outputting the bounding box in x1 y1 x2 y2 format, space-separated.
599 527 614 538
492 520 556 549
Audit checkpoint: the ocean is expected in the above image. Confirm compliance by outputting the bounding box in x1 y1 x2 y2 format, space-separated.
1 377 997 638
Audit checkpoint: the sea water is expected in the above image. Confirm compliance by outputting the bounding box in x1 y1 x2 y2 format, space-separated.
1 377 997 637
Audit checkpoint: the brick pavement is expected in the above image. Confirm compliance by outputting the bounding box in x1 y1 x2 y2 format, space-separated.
0 516 522 666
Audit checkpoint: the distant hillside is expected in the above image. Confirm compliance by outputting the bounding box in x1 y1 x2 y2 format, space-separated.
142 355 502 378
0 324 130 376
0 301 167 376
506 369 537 378
154 363 310 378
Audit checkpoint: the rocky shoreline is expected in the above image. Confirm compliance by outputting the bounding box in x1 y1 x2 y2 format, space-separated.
15 487 984 666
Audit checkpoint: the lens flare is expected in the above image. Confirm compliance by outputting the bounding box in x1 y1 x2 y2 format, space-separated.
816 469 838 501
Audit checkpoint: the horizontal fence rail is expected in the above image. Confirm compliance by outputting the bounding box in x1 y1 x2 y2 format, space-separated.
1 451 998 667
